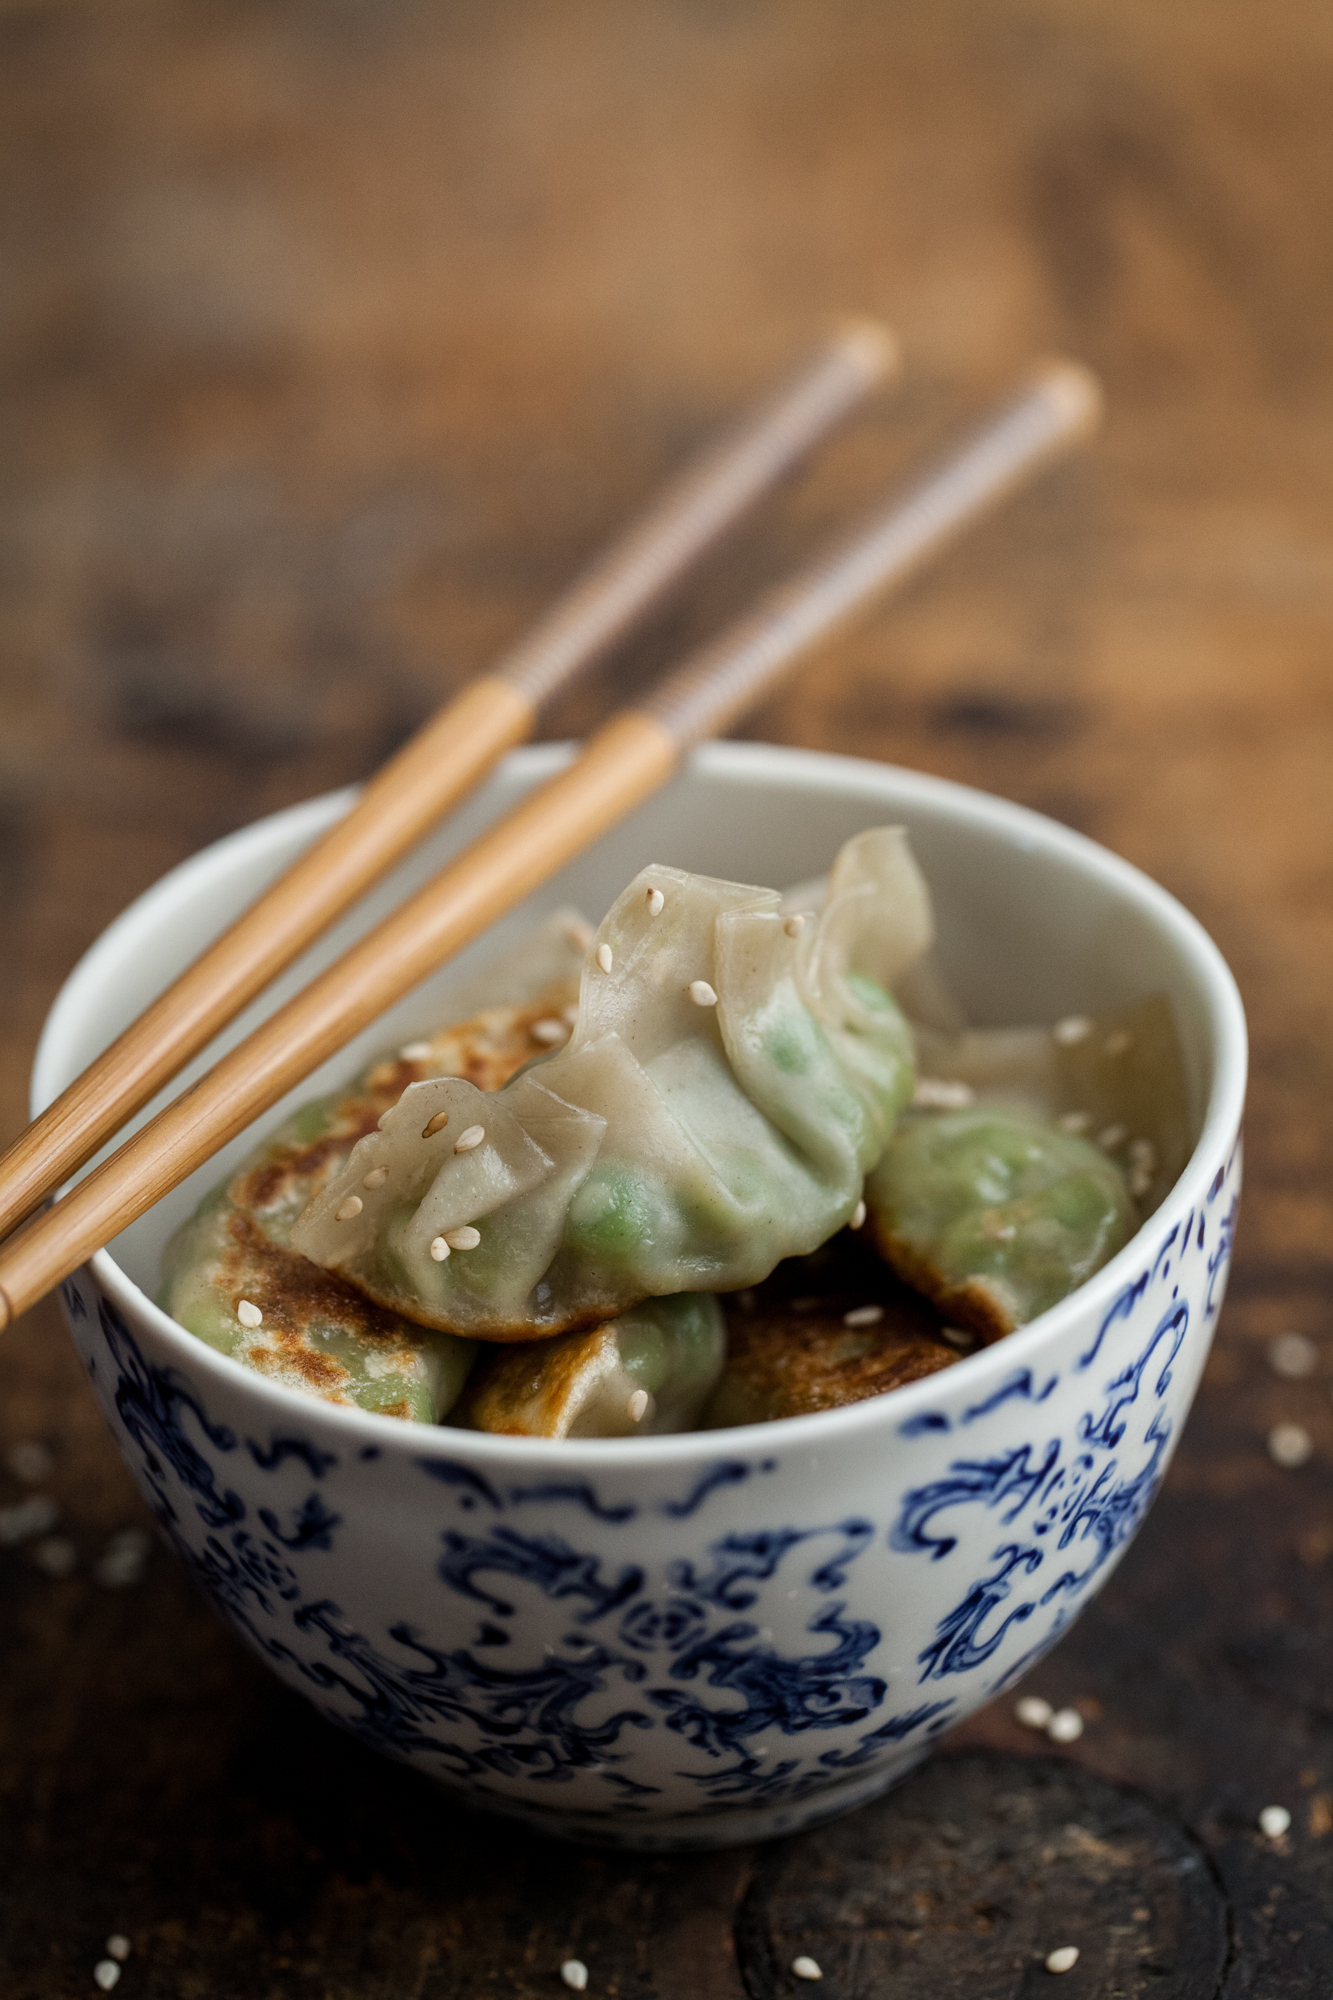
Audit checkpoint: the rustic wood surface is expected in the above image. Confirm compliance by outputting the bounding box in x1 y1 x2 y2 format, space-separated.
2 2 1331 1994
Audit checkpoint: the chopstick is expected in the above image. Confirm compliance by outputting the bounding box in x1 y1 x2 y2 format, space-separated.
0 357 1101 1333
0 323 896 1244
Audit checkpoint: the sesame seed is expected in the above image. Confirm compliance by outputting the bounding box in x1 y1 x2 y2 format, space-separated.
532 1018 568 1044
335 1196 363 1222
1045 1946 1080 1974
363 1166 389 1190
1268 1423 1313 1469
237 1300 263 1329
565 917 594 950
843 1305 884 1329
444 1225 481 1251
1259 1804 1291 1839
1097 1124 1128 1152
912 1078 974 1109
0 1495 59 1546
646 887 665 915
627 1389 650 1423
33 1536 77 1578
1104 1029 1134 1056
400 1041 434 1063
941 1326 974 1351
95 1528 151 1589
1270 1333 1318 1379
5 1440 53 1484
792 1957 823 1981
688 980 718 1007
422 1110 451 1139
94 1962 122 1991
454 1124 485 1152
1047 1707 1084 1744
596 943 613 973
1015 1695 1053 1731
560 1961 588 1992
1057 1110 1092 1135
1129 1165 1155 1200
105 1938 131 1963
1128 1136 1156 1164
1053 1016 1093 1045
784 915 806 938
429 1237 450 1261
850 1199 867 1230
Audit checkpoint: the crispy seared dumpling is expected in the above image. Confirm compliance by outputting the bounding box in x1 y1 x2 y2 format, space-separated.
455 1294 726 1438
291 829 930 1341
160 936 585 1418
704 1281 958 1428
865 1107 1133 1343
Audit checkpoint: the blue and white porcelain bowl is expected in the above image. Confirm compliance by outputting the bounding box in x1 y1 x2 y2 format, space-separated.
33 744 1246 1849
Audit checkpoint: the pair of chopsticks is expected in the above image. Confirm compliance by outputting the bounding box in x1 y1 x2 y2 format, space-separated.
0 329 1101 1331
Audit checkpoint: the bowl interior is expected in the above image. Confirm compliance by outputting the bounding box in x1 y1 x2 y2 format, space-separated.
33 743 1240 1314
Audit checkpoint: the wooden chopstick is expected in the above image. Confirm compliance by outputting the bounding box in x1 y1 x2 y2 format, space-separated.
0 323 896 1244
0 358 1101 1333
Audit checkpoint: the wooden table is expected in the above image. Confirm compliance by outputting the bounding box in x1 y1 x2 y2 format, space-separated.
2 2 1330 1992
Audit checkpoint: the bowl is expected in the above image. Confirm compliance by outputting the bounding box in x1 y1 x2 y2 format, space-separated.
34 743 1246 1850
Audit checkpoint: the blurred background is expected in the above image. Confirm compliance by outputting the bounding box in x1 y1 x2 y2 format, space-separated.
2 2 1331 1992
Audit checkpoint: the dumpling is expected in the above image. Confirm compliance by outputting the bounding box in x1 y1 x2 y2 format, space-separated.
454 1293 726 1437
864 1106 1134 1343
290 829 931 1341
159 916 588 1418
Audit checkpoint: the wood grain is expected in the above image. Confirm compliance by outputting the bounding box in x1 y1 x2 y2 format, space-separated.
1 1 1331 1994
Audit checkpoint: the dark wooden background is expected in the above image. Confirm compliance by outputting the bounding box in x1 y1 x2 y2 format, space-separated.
2 2 1331 1993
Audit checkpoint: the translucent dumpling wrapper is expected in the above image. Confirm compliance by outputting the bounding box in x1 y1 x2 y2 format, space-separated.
909 994 1191 1216
290 828 930 1340
454 1293 726 1438
159 915 588 1419
865 1106 1135 1343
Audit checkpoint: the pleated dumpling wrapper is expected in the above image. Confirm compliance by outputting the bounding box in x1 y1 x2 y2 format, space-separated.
159 913 588 1419
291 827 931 1340
455 1294 726 1438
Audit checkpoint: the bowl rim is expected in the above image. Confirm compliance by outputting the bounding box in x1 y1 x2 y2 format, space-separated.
35 739 1248 1465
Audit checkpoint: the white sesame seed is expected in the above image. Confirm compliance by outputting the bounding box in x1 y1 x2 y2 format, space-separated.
95 1527 151 1589
362 1166 389 1190
1104 1029 1134 1056
1268 1423 1313 1469
560 1961 588 1992
335 1195 363 1222
454 1124 486 1152
784 915 806 938
941 1326 974 1351
105 1938 131 1963
1128 1136 1156 1165
565 917 594 950
1057 1110 1092 1135
843 1305 884 1329
1015 1695 1054 1730
33 1536 77 1578
1270 1333 1318 1379
1097 1124 1128 1152
596 943 613 973
531 1018 568 1044
792 1957 823 1981
1259 1804 1291 1839
1129 1165 1155 1200
1047 1707 1084 1744
430 1236 451 1262
646 887 665 916
5 1440 53 1484
399 1041 434 1062
912 1078 974 1110
1045 1945 1080 1974
0 1495 60 1546
237 1300 263 1329
422 1110 451 1139
94 1963 121 1992
688 980 718 1007
627 1390 650 1423
1053 1015 1093 1045
444 1225 481 1251
850 1199 867 1230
